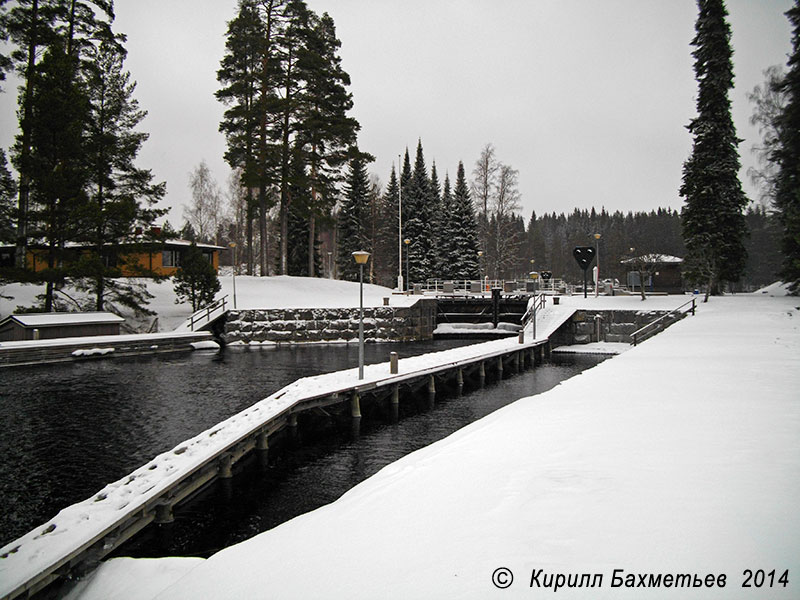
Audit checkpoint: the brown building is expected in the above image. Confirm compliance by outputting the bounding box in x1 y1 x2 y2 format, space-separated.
0 240 223 277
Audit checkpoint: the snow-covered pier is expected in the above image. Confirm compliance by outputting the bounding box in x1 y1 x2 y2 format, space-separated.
0 331 549 600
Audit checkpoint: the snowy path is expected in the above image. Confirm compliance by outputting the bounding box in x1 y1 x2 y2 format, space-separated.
64 295 800 600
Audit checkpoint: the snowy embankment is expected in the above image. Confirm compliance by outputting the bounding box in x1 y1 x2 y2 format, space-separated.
64 294 799 600
0 275 404 331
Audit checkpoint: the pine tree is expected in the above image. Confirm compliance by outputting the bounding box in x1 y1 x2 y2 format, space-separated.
336 152 371 281
375 165 399 287
295 10 359 276
75 38 166 312
680 0 749 299
216 0 270 276
24 42 90 311
772 1 800 293
173 242 221 311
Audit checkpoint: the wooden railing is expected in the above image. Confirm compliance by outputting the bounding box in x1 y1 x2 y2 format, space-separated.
631 297 697 346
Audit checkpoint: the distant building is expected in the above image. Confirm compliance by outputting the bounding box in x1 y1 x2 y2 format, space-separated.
0 312 125 342
0 240 223 277
622 254 684 294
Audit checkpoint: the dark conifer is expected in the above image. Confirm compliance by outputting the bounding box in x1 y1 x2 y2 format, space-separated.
336 152 371 281
772 1 800 293
680 0 749 299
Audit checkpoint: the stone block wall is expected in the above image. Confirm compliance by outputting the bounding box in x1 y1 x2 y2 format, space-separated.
222 298 437 344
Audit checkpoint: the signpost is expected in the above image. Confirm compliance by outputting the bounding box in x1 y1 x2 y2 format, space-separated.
572 247 596 298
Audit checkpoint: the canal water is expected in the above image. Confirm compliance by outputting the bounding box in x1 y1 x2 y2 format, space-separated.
0 340 473 547
0 342 605 553
115 352 605 559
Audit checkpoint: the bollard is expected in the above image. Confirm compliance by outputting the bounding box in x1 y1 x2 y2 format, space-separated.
32 328 40 340
390 351 398 374
553 296 560 305
383 297 390 306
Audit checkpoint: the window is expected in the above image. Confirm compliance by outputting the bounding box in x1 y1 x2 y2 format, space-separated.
162 249 180 268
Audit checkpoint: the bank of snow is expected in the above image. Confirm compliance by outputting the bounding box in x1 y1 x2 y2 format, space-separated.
0 275 402 331
67 295 800 600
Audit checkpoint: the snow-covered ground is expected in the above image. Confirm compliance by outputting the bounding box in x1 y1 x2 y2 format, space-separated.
0 275 405 331
56 291 799 600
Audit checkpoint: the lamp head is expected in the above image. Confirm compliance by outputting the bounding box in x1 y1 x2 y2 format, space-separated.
352 250 370 265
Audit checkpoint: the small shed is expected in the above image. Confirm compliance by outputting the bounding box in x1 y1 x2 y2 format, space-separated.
0 312 125 342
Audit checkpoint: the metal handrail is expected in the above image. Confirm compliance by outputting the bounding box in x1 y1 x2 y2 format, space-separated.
188 295 228 331
631 297 696 346
521 293 547 339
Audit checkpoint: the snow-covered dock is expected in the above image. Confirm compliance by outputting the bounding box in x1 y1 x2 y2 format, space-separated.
0 331 549 600
0 330 215 368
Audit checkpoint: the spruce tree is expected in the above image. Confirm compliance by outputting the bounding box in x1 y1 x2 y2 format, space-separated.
680 0 749 299
336 152 371 281
450 161 480 279
376 165 400 287
0 149 16 244
772 1 800 293
403 140 434 284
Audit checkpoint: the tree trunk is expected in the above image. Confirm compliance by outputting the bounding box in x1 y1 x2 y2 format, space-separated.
15 0 39 269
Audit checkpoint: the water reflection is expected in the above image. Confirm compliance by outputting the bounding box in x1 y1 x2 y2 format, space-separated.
117 354 604 558
0 339 471 546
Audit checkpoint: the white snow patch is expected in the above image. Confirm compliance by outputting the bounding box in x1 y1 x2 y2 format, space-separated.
190 340 219 351
71 347 115 357
66 296 799 600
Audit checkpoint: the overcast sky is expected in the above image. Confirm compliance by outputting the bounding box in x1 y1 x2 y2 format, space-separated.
0 0 795 225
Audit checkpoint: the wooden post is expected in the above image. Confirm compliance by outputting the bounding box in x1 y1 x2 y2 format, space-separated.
479 360 486 387
427 374 436 409
456 367 464 396
218 454 233 479
497 356 504 379
391 384 400 422
390 351 398 374
154 502 174 524
351 391 362 419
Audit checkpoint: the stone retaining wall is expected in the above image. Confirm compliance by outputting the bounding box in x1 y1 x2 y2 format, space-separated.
223 298 437 344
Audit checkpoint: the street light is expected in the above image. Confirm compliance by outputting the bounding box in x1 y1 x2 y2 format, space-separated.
352 250 370 380
478 250 483 292
397 154 403 293
530 258 535 293
404 238 410 293
229 242 237 309
594 233 601 297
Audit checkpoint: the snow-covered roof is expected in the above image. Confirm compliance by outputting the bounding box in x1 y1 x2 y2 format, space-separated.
1 312 125 328
621 254 683 264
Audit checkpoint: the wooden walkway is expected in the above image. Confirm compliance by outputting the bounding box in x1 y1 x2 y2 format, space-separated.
0 334 548 600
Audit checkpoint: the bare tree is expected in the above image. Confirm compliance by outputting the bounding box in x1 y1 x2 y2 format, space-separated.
471 143 498 261
491 164 522 278
184 160 222 243
747 65 787 207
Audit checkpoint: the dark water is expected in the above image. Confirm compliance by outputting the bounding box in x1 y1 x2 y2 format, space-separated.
116 353 605 559
0 339 476 547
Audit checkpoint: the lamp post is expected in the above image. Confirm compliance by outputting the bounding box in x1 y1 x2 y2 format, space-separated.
397 155 404 292
404 238 410 293
530 258 536 293
352 250 370 380
594 233 601 297
229 242 237 309
478 250 483 293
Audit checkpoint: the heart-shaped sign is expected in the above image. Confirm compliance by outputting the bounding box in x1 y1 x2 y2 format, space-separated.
541 271 553 281
573 246 596 271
